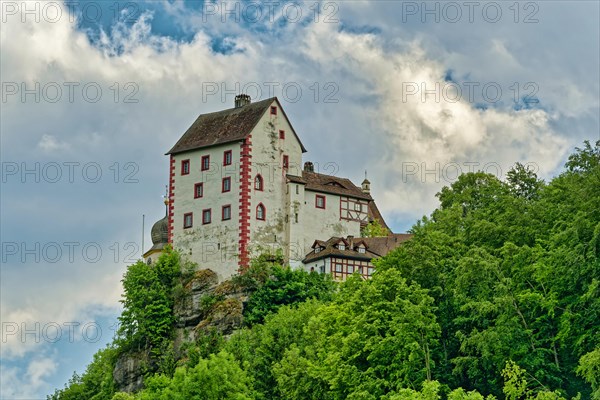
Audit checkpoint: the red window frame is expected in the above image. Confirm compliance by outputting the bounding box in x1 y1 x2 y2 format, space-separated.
256 203 266 220
223 150 232 166
201 155 210 171
202 208 211 225
315 194 326 209
279 130 285 139
181 159 190 175
270 106 277 115
222 177 231 193
183 212 193 228
222 204 231 221
254 174 263 191
283 155 289 169
194 182 203 198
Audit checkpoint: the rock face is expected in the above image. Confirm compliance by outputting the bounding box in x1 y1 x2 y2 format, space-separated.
175 269 220 328
173 268 247 353
113 351 147 394
113 269 248 393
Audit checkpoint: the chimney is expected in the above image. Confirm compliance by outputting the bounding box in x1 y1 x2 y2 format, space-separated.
235 94 251 108
304 162 314 172
347 235 354 250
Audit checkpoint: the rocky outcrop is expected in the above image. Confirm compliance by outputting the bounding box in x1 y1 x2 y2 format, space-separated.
114 269 248 393
175 269 219 328
112 351 147 393
173 269 247 351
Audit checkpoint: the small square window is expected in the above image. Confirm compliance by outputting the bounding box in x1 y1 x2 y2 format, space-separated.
279 130 285 139
358 247 366 254
270 106 277 115
222 177 231 192
201 155 210 171
202 209 211 225
222 205 231 221
339 244 345 251
315 195 326 209
283 155 289 169
223 150 232 166
183 212 193 229
194 183 203 198
181 160 190 175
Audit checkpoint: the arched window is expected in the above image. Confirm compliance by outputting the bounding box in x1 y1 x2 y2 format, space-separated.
256 203 266 220
255 174 263 191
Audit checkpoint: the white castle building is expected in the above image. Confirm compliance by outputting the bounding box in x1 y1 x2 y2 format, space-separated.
144 95 407 281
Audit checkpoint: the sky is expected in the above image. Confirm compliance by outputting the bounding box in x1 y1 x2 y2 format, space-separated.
1 0 599 398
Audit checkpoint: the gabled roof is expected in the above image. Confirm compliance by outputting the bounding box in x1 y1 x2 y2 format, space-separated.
303 233 413 263
367 201 391 232
287 171 372 201
167 97 307 155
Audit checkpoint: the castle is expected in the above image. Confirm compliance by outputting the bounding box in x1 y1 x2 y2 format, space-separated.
143 95 410 281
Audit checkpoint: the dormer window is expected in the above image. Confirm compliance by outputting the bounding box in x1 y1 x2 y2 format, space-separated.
358 247 366 254
315 246 321 253
338 244 345 251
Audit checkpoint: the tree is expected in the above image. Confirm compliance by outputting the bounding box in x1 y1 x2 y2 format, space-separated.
117 248 180 352
361 219 389 237
136 351 255 399
243 264 335 326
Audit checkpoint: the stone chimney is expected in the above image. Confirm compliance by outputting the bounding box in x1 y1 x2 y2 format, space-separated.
304 161 314 172
235 94 251 108
347 235 354 250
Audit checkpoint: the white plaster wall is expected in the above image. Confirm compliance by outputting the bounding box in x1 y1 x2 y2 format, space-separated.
171 143 241 280
248 100 304 258
290 190 362 265
304 257 329 274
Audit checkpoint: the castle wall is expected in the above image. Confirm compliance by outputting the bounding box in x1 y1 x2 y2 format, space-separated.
170 142 242 280
247 100 304 261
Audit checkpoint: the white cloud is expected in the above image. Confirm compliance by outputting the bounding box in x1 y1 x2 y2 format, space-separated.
0 1 596 396
0 356 57 399
38 134 71 153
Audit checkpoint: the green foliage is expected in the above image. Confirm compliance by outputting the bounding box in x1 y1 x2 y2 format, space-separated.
577 348 600 399
117 247 181 352
48 345 118 400
361 219 390 237
271 270 440 399
134 351 255 399
243 264 335 326
50 141 600 400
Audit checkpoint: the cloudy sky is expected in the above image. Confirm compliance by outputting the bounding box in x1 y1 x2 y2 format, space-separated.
1 0 598 397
